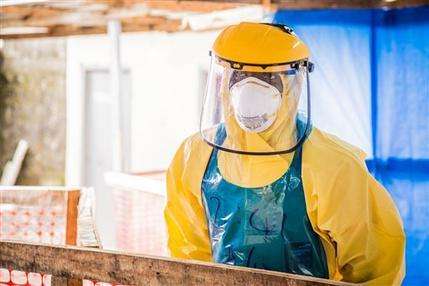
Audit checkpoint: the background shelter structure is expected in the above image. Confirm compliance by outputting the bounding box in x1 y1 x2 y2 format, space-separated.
1 0 428 39
1 0 428 285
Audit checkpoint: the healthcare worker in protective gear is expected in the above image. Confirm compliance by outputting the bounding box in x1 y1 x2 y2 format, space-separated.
164 22 405 285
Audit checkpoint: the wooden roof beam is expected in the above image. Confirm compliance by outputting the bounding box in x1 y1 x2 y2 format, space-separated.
0 18 184 39
115 0 254 12
273 0 429 9
0 5 70 21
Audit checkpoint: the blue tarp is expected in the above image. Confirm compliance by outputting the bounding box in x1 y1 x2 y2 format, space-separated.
274 7 429 285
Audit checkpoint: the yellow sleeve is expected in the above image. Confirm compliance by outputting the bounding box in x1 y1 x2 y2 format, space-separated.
164 139 212 261
324 159 405 285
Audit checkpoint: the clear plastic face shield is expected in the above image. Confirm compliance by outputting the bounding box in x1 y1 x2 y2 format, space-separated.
200 55 313 155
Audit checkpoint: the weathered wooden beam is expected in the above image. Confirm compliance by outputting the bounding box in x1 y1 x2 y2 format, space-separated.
122 18 183 33
0 1 245 28
93 0 250 12
0 20 183 39
140 0 429 9
2 0 427 39
373 0 429 9
0 240 354 286
51 277 83 286
0 5 69 18
273 0 429 9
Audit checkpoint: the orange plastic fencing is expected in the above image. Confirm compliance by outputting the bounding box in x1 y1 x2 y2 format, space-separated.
0 269 127 286
0 204 67 245
106 172 167 256
0 187 100 286
0 269 51 286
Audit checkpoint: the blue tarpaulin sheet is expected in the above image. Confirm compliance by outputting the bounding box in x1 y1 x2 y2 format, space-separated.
274 7 429 285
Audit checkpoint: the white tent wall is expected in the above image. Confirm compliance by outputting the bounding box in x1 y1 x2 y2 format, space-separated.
66 30 219 185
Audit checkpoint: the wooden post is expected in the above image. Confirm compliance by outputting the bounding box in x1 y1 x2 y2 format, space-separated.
65 190 81 245
51 277 83 286
67 278 83 286
51 276 68 286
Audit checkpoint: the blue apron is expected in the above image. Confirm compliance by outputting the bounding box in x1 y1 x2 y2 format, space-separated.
201 120 329 278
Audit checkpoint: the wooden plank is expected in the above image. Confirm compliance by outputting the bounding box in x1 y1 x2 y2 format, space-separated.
273 0 429 9
66 190 80 246
52 277 83 286
2 0 428 39
51 277 83 286
105 0 252 12
0 19 184 39
51 276 68 286
0 240 355 286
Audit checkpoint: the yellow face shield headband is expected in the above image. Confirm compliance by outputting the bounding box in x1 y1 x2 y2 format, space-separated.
211 52 314 73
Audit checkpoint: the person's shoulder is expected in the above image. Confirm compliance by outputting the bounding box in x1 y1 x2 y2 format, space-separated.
168 132 213 194
303 128 373 210
180 131 205 148
173 132 205 159
305 127 368 171
178 130 214 153
169 131 213 170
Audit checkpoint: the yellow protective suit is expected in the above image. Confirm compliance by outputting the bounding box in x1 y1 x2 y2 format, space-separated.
165 21 405 286
164 127 405 285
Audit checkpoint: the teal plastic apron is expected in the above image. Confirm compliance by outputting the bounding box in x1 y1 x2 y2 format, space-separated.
201 120 329 278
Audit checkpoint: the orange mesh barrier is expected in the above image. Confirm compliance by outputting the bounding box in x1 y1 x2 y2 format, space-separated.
0 189 68 244
106 172 167 256
0 269 51 286
0 187 99 286
0 269 127 286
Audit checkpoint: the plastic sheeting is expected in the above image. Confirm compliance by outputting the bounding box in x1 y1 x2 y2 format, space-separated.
273 10 373 156
373 8 429 160
105 172 167 256
274 7 429 285
371 7 429 286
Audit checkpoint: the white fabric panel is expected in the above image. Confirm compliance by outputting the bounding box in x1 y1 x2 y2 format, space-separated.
294 24 373 157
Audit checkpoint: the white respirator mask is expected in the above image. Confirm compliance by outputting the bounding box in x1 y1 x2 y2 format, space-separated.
230 77 282 133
